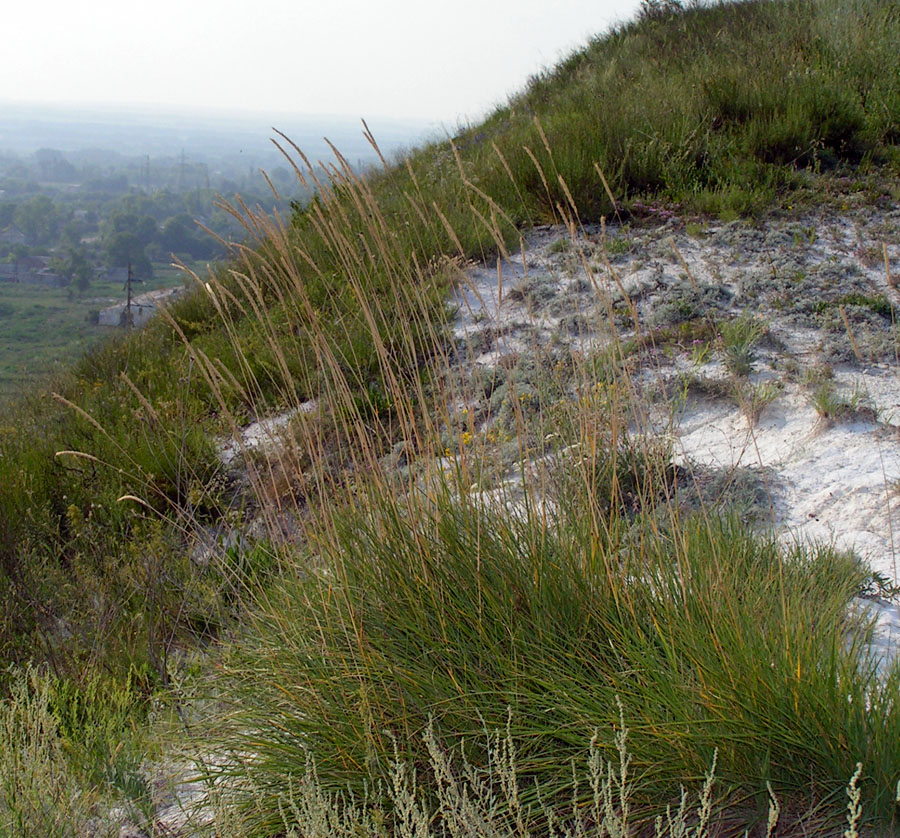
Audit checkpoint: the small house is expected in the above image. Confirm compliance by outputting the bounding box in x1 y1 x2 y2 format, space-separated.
0 226 26 246
98 286 183 328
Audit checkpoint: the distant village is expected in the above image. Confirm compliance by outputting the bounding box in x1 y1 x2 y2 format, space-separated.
0 132 327 338
0 223 184 327
0 225 65 286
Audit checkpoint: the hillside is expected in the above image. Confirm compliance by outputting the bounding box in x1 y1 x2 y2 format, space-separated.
2 0 900 834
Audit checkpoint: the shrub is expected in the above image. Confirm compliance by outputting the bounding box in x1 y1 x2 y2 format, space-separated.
0 667 95 836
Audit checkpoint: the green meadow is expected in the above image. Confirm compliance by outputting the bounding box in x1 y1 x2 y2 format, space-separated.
0 267 187 402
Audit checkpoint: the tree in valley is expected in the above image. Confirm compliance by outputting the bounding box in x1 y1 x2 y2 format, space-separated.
52 247 94 293
13 195 60 246
105 232 152 279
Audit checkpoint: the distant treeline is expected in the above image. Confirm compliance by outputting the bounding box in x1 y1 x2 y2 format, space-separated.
0 146 319 284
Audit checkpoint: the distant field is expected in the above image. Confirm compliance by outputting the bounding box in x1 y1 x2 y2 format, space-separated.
0 264 191 402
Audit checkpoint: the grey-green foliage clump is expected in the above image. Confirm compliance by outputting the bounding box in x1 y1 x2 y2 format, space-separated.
0 667 95 837
650 277 731 327
736 253 898 362
814 295 898 364
719 311 767 378
506 275 560 306
203 711 733 838
0 664 159 837
463 352 568 437
675 462 772 523
603 233 634 260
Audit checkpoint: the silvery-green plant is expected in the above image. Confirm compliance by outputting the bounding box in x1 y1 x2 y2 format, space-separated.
0 667 97 838
719 312 766 378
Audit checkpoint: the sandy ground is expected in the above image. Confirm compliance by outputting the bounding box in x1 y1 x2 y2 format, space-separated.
675 376 900 578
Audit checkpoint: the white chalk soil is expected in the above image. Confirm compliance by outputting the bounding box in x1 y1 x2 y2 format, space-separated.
450 205 900 671
217 399 317 466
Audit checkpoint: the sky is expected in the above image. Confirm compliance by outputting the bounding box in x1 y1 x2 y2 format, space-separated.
4 0 644 126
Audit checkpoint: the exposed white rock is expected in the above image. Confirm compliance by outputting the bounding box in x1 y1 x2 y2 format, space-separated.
217 400 317 466
450 208 900 672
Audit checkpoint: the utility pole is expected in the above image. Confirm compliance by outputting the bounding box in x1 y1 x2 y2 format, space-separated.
124 263 134 328
122 262 145 328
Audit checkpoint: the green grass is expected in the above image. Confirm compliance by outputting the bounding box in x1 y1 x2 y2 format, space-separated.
443 0 900 219
809 379 878 424
719 311 767 378
812 292 895 319
213 478 896 833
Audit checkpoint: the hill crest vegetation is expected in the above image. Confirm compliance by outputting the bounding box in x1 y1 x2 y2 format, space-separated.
2 0 900 833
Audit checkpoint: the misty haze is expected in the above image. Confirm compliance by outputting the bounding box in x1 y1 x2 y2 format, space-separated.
0 104 429 396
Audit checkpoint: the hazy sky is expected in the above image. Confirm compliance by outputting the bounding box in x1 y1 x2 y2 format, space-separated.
4 0 643 125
